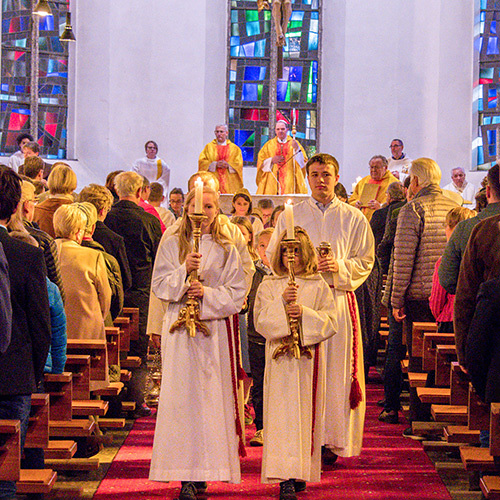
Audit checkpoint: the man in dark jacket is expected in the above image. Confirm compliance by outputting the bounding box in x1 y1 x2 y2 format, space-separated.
0 166 51 499
104 172 162 416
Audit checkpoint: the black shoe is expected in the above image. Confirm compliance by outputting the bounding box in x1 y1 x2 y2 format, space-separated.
279 479 297 500
293 479 306 492
178 482 197 500
193 481 207 493
378 409 399 424
131 404 152 419
321 446 338 465
377 399 386 407
402 427 425 441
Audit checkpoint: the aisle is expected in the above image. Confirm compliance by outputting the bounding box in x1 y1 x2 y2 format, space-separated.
94 371 452 499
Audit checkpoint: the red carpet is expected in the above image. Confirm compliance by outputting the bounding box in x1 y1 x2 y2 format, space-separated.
94 370 452 499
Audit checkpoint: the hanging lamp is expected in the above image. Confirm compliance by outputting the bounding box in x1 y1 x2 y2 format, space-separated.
34 0 52 16
60 0 76 42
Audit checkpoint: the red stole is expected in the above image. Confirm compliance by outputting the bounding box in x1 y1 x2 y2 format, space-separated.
216 144 230 193
274 140 291 195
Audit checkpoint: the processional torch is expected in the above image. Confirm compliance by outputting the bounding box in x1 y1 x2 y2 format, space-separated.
272 201 313 360
170 178 210 338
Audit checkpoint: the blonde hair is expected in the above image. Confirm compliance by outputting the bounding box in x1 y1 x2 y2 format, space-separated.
73 202 98 236
53 204 87 239
187 171 220 192
114 171 143 198
270 226 318 277
445 206 476 230
78 184 114 213
231 216 259 261
176 187 230 263
257 227 274 242
409 158 442 188
47 163 77 195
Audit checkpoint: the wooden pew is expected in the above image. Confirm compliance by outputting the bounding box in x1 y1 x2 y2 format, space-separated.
121 307 139 341
469 384 491 431
435 344 456 387
25 393 49 450
0 419 20 481
422 332 454 371
411 322 438 359
66 339 107 385
105 326 120 367
113 316 131 352
44 372 73 421
65 354 91 400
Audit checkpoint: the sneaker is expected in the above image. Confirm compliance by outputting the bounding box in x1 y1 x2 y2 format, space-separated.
293 479 306 492
250 429 264 447
131 404 152 419
378 409 399 424
279 479 297 500
245 405 254 425
178 482 197 500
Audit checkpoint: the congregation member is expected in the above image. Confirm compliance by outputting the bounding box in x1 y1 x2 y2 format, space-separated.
132 140 170 193
22 141 51 179
198 124 244 194
149 187 247 499
0 166 51 500
387 139 412 182
53 204 111 391
443 167 476 208
391 158 457 430
7 132 33 173
349 155 398 221
148 182 175 228
21 156 45 182
334 183 348 203
268 153 374 461
255 227 336 500
439 164 500 295
256 120 307 195
369 181 405 248
33 163 76 238
257 198 274 228
231 188 264 236
105 170 123 204
8 180 65 301
429 207 476 333
78 183 133 294
0 243 11 354
138 176 166 232
168 187 184 220
105 171 162 417
270 204 284 228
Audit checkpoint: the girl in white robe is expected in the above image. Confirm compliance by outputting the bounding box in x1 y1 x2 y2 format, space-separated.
149 188 247 500
254 227 337 500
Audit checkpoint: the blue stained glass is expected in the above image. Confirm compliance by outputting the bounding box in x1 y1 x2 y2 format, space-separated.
488 128 496 146
487 36 499 55
308 32 318 51
235 129 253 147
231 10 238 22
1 84 8 92
311 85 317 103
242 83 258 100
295 131 306 139
51 36 63 53
230 70 236 81
478 98 484 111
246 21 260 36
1 103 7 112
241 147 254 162
291 11 304 22
312 61 318 84
229 84 236 101
288 66 302 82
303 0 312 4
286 36 301 53
231 46 240 57
478 145 484 165
244 66 266 80
254 39 266 57
477 36 483 53
481 0 487 8
481 67 494 79
277 81 288 101
229 108 235 122
39 15 54 31
484 117 491 124
241 42 255 57
492 20 497 34
489 97 498 108
53 86 62 94
14 38 26 47
2 19 8 32
14 85 24 92
13 107 29 115
310 19 318 33
230 36 240 46
312 12 319 20
57 149 65 159
494 116 500 123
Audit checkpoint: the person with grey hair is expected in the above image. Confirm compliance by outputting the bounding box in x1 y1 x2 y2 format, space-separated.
104 171 162 418
390 158 458 434
369 181 406 248
387 139 412 182
198 124 243 194
443 166 476 208
132 140 170 194
349 155 399 221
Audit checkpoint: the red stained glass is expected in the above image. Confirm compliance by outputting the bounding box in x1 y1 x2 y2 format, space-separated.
44 123 57 137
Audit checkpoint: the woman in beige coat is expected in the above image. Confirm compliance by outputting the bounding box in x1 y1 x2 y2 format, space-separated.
53 204 112 391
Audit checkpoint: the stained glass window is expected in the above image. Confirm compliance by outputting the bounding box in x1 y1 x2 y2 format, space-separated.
1 0 69 160
228 0 320 165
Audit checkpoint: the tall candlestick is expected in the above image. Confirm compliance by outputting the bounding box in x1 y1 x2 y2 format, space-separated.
194 178 203 213
284 199 294 239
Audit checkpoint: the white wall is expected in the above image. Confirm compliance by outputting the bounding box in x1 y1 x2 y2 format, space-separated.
67 1 479 194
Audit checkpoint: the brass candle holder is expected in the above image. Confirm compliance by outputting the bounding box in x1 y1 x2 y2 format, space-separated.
272 238 312 360
169 213 210 338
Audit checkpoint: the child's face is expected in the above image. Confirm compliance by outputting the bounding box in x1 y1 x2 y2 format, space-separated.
188 193 218 231
233 196 250 216
282 246 305 274
257 233 271 266
236 223 251 244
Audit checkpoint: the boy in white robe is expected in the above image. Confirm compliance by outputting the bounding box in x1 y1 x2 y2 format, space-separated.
149 187 247 500
255 227 337 500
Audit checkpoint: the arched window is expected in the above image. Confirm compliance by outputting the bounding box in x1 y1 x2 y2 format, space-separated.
227 0 320 166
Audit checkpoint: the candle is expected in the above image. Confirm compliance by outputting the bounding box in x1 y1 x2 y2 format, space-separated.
285 199 294 239
194 178 203 213
292 108 296 127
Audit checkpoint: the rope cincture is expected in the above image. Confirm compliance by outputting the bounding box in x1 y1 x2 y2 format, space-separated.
225 316 247 458
347 291 363 410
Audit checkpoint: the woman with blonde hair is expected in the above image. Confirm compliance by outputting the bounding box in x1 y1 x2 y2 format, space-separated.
53 203 111 391
149 187 246 499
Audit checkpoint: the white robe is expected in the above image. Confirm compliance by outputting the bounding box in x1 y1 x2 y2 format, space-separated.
267 196 374 457
443 181 476 208
149 234 246 483
132 155 170 192
255 275 337 483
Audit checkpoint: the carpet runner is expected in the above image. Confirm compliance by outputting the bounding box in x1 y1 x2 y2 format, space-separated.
94 371 452 499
